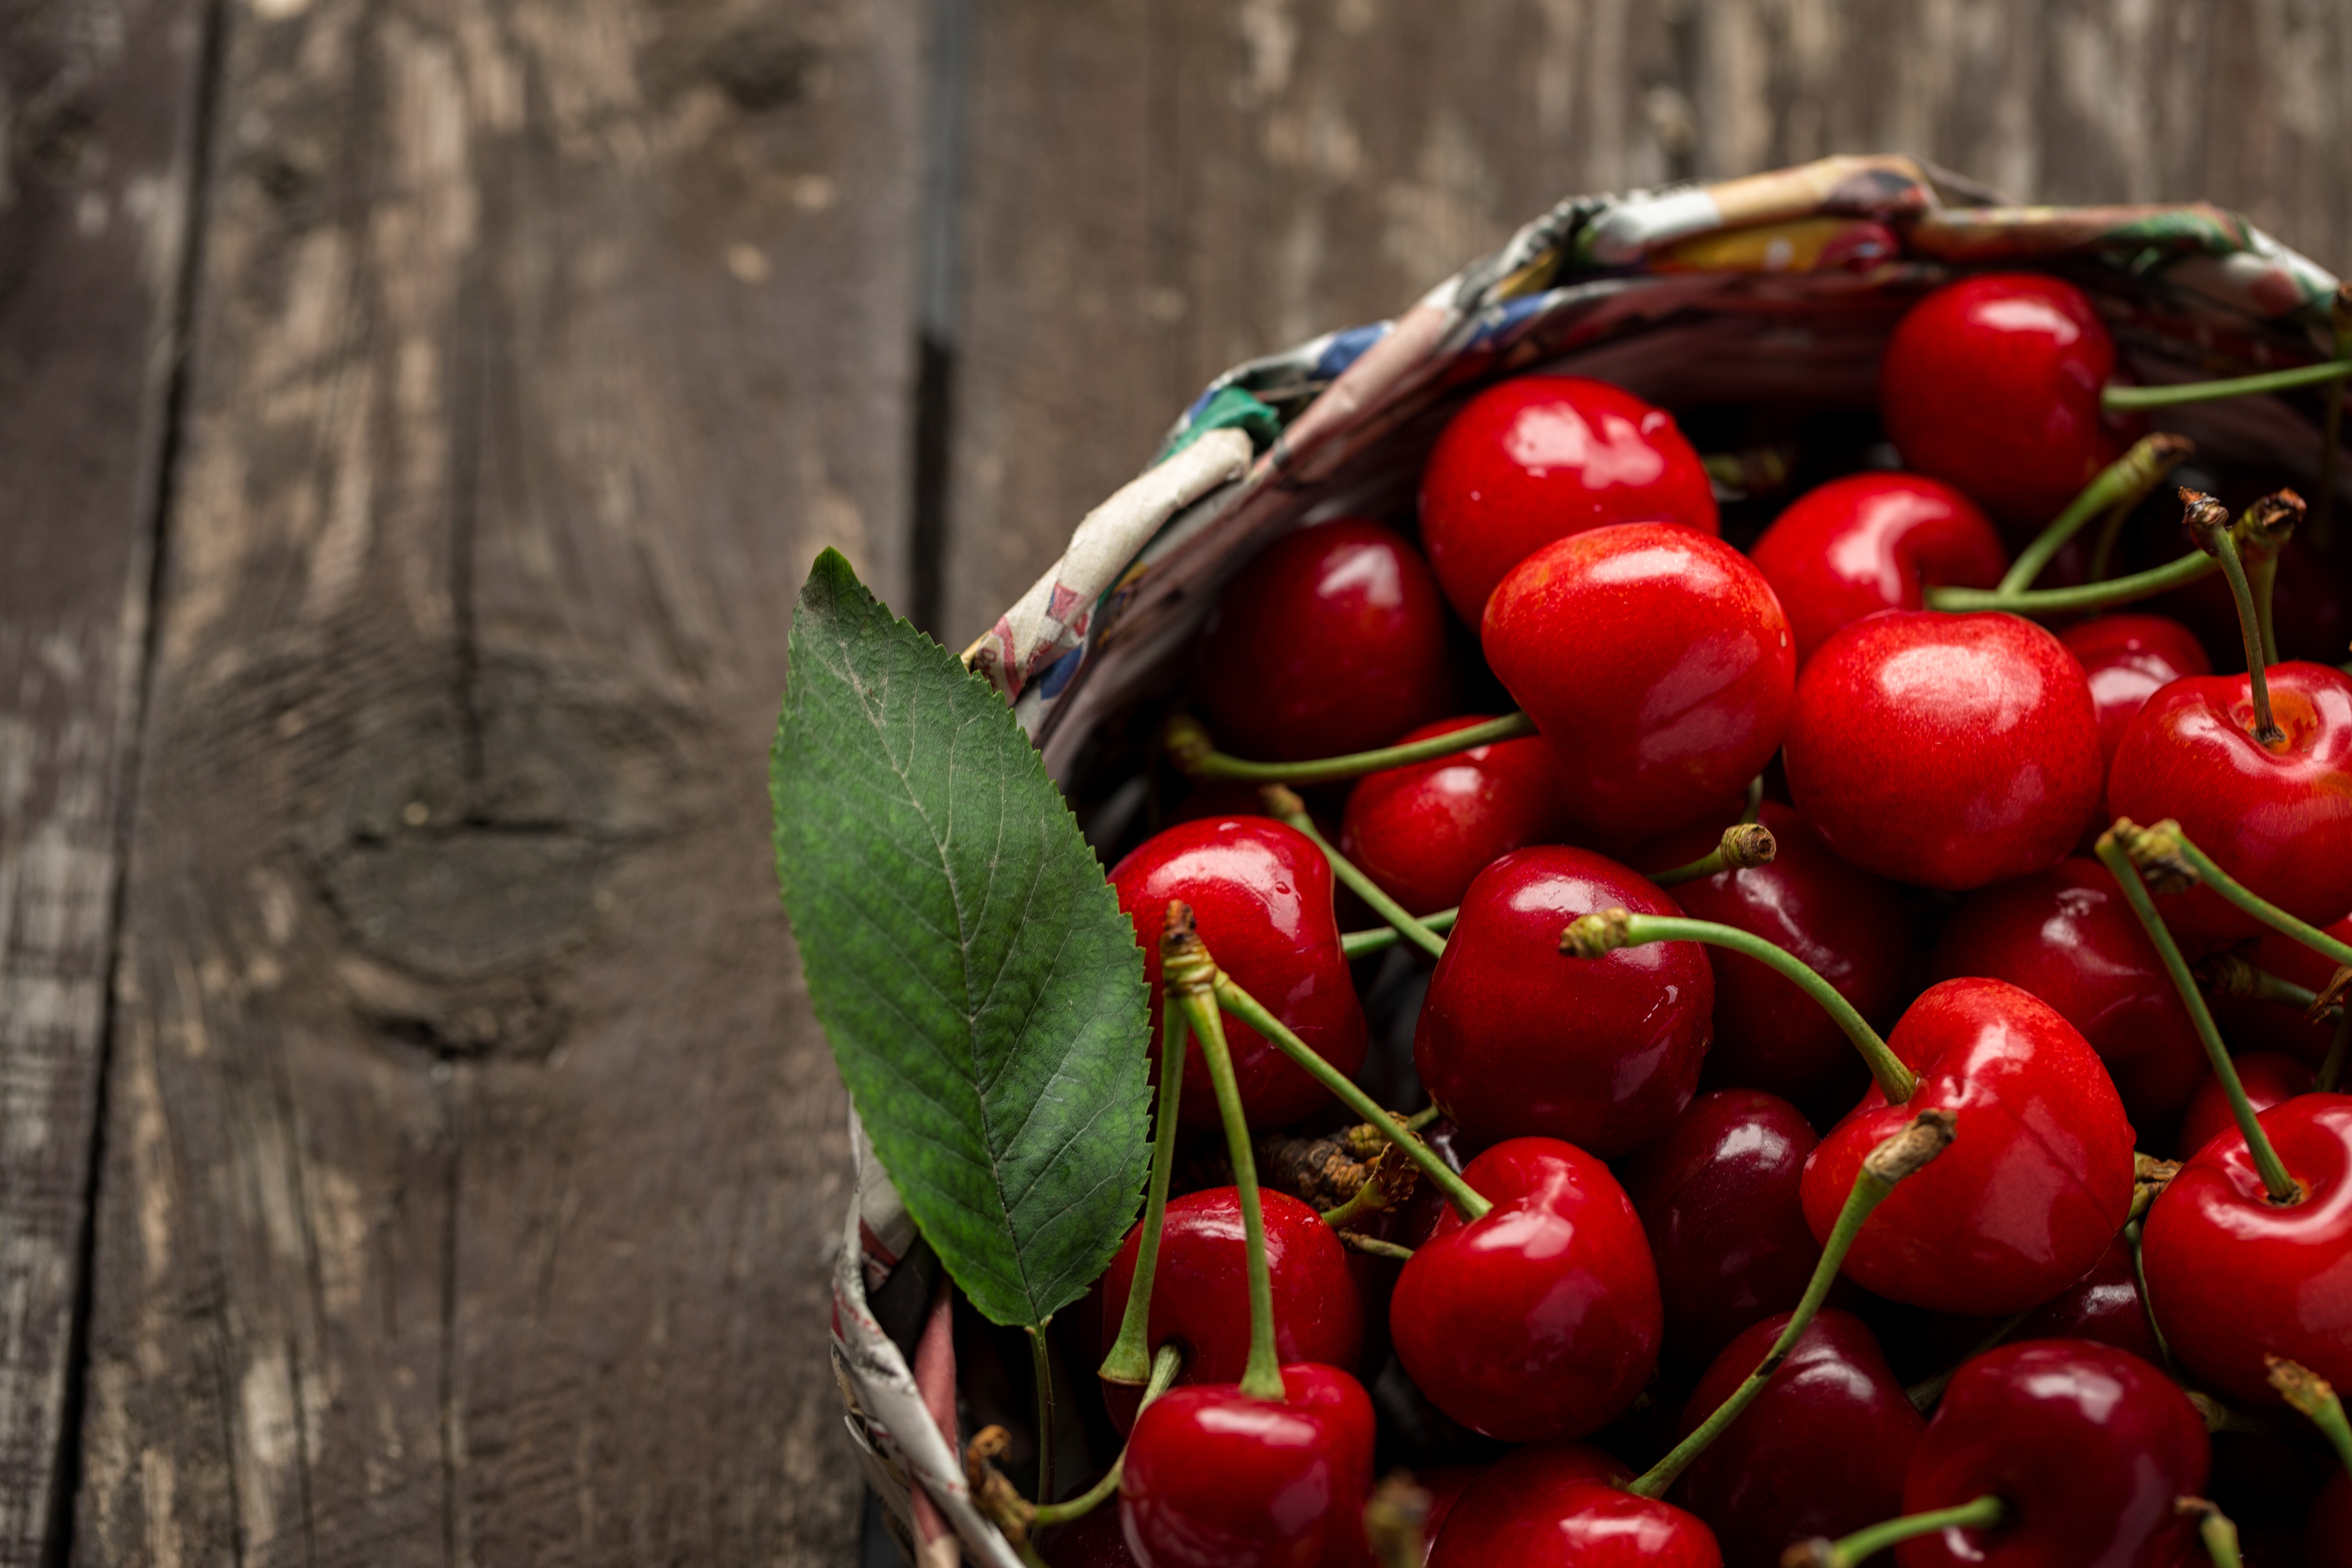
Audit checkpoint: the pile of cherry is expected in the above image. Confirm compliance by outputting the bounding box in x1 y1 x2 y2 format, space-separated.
978 271 2352 1568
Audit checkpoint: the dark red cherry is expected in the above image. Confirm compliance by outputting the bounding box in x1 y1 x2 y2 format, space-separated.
1111 817 1368 1131
1621 1089 1828 1370
2212 915 2352 1067
1414 847 1712 1157
1896 1339 2208 1568
2309 1471 2352 1568
1928 1231 2164 1374
2178 1052 2314 1160
1428 1445 1722 1568
1784 611 2103 890
1929 856 2208 1125
1879 272 2122 526
1338 715 1569 916
1802 979 2136 1315
1671 1308 1924 1568
2140 1093 2352 1405
2106 662 2352 955
2057 614 2214 783
1390 1138 1662 1443
1098 1188 1364 1431
1194 519 1455 762
1418 374 1719 624
1749 472 2007 667
1414 1466 1485 1564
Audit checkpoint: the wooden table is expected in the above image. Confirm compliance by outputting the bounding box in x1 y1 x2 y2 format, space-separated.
2 1 2343 1561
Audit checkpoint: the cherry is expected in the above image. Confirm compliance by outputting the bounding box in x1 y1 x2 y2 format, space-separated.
1749 472 2007 667
1427 1445 1722 1568
1040 1504 1141 1566
2140 1093 2352 1405
2310 1472 2352 1568
2106 662 2352 954
1784 611 2103 890
2178 1052 2314 1159
1801 979 2136 1315
1414 1466 1485 1563
1928 856 2209 1125
2211 915 2352 1067
1896 1339 2208 1568
1642 802 1915 1105
2056 613 2213 783
1879 272 2125 527
1414 846 1713 1157
1418 374 1719 624
1483 521 1796 841
1193 519 1456 762
1119 1361 1374 1568
1337 715 1569 917
1111 817 1367 1131
1670 1308 1923 1568
1927 1232 2164 1374
1621 1089 1830 1370
1098 1188 1364 1431
1389 1137 1662 1443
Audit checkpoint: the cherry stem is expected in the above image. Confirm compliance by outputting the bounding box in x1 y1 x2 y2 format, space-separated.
1924 547 2214 614
2319 284 2351 553
1100 956 1197 1388
2196 951 2332 1016
1261 786 1446 960
1560 911 1916 1103
1999 433 2193 595
2101 357 2352 411
1030 1343 1185 1528
2112 819 2352 973
1649 822 1778 888
1163 711 1537 786
1336 1232 1415 1262
2270 1357 2352 1477
2321 1006 2349 1094
1742 773 1765 824
2093 830 2301 1203
1341 908 1457 960
1785 1492 2004 1568
1209 973 1493 1222
1027 1325 1057 1506
1904 1305 2034 1413
1164 906 1285 1402
2180 1498 2245 1568
1403 1104 1443 1133
2125 1218 2181 1380
2182 488 2282 741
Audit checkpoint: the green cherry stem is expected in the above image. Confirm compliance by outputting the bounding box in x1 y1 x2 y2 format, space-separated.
1923 548 2216 614
1561 911 1916 1103
1030 1343 1185 1528
2101 358 2352 411
1027 1325 1057 1508
1261 785 1446 960
1998 433 2193 595
1164 904 1285 1402
1210 973 1492 1222
1163 711 1536 786
2179 1498 2245 1568
2269 1357 2352 1477
1784 1492 2005 1567
2238 493 2306 672
1100 940 1197 1388
2183 488 2283 741
1403 1104 1444 1133
2319 284 2352 553
2112 819 2352 972
1341 908 1457 960
2195 950 2331 1016
2321 1006 2349 1095
1336 1232 1416 1263
2093 830 2300 1203
1648 822 1778 889
1742 772 1766 824
1631 1111 1958 1499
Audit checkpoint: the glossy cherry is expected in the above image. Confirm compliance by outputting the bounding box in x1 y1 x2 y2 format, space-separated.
1802 979 2136 1315
1929 856 2208 1125
1895 1339 2208 1568
1194 519 1456 762
1621 1089 1829 1370
1928 1231 2164 1373
2178 1052 2314 1160
1414 846 1712 1156
1784 611 2103 890
1111 817 1368 1131
2057 614 2213 782
1879 272 2123 526
1749 472 2007 666
1418 374 1719 624
1338 715 1569 916
1483 523 1795 840
1119 1361 1374 1568
1671 1308 1924 1568
1390 1138 1663 1443
2107 662 2352 954
1414 1466 1485 1564
1428 1445 1722 1568
2140 1093 2352 1405
2212 915 2352 1067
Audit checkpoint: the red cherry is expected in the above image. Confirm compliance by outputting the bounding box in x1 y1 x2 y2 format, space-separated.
1428 1445 1722 1568
1414 1466 1485 1564
1896 1339 2209 1568
2212 916 2352 1067
1784 611 2103 890
1928 1232 2165 1374
1390 1138 1662 1443
2140 1093 2352 1405
1929 856 2208 1125
2309 1471 2352 1568
2178 1052 2314 1160
1119 1363 1374 1568
1098 1188 1364 1431
1749 472 2007 667
1621 1089 1829 1370
1110 817 1368 1131
1670 1309 1924 1568
1193 519 1456 762
1414 847 1712 1157
2106 662 2352 953
1337 715 1569 916
1802 979 2136 1315
1418 375 1718 624
2056 614 2213 783
1483 522 1796 840
1879 272 2121 526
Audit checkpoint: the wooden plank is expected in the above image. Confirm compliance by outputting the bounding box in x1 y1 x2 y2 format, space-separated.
0 0 207 1559
72 0 922 1562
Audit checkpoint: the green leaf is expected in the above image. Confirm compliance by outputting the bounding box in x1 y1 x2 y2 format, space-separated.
771 550 1153 1328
